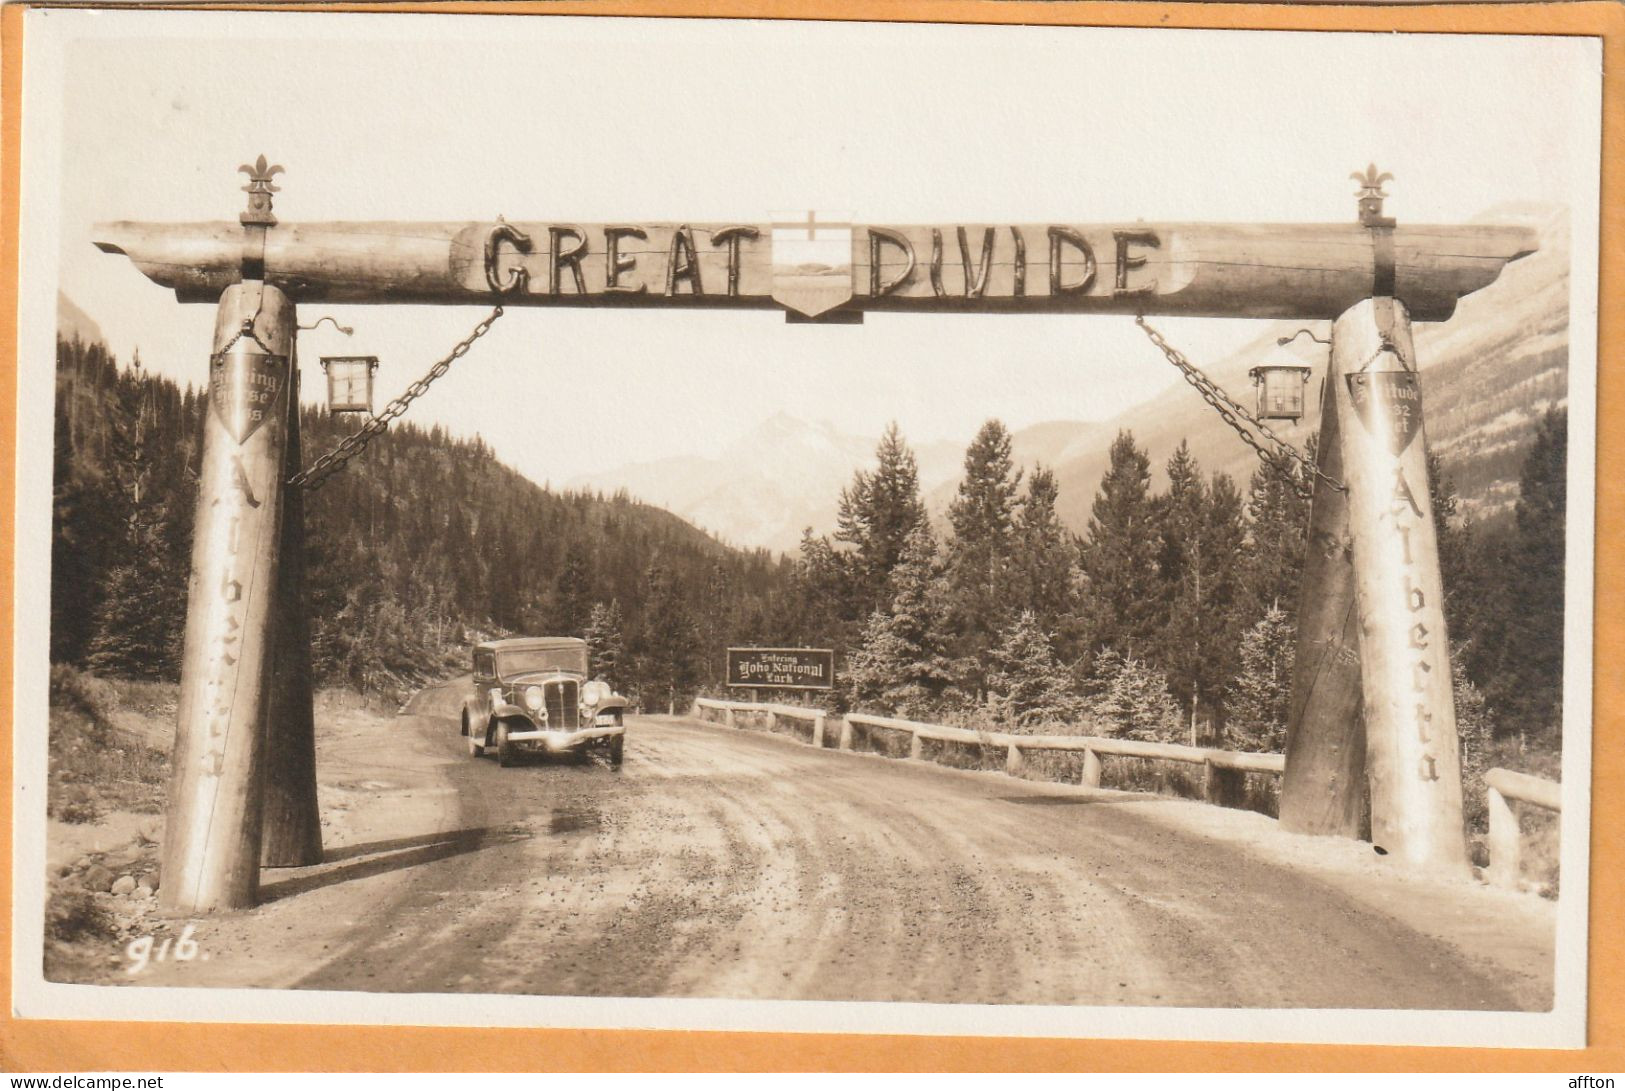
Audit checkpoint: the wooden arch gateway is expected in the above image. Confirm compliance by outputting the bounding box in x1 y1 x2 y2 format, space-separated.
93 160 1538 913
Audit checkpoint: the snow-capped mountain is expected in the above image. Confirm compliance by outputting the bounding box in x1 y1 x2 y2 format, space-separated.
571 202 1569 551
569 413 961 555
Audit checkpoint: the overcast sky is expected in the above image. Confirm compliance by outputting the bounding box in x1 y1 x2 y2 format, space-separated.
37 11 1600 483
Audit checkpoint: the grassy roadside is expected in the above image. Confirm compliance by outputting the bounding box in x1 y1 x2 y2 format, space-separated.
42 667 403 984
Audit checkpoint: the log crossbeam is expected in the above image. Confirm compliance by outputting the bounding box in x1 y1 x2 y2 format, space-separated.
93 219 1536 321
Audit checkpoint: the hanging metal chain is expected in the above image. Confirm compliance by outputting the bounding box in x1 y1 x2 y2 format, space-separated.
1133 315 1344 500
290 305 506 490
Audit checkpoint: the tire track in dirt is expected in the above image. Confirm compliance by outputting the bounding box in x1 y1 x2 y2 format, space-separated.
282 696 1547 1010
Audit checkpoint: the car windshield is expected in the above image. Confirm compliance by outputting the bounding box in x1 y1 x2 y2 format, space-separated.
495 648 586 676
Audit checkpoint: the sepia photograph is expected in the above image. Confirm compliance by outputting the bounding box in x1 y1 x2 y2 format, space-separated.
7 6 1601 1051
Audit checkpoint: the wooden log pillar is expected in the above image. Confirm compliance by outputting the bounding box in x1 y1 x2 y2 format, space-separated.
908 732 923 760
1485 784 1520 889
261 365 322 867
1081 748 1102 788
1005 744 1024 777
811 713 827 748
161 282 294 913
1280 350 1368 838
1332 297 1467 875
839 716 854 751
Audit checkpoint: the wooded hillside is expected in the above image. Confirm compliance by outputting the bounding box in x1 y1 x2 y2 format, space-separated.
50 333 799 707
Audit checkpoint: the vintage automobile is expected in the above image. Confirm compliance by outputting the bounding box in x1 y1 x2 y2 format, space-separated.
460 637 628 767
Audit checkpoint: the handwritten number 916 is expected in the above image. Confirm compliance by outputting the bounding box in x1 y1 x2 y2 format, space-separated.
126 924 201 974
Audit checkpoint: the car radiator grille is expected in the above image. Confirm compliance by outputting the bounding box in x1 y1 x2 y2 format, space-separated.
546 680 579 729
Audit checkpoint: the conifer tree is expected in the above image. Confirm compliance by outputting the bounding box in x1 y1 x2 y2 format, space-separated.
1223 604 1296 752
1241 448 1310 624
1014 465 1082 647
51 360 102 664
82 368 186 678
632 560 701 715
1482 408 1567 737
585 600 627 689
845 522 958 716
1083 648 1183 743
1453 653 1498 832
1425 451 1484 652
790 529 857 654
1148 447 1249 741
1080 431 1161 661
552 543 594 636
835 422 927 616
1193 472 1248 728
986 610 1082 728
945 420 1022 694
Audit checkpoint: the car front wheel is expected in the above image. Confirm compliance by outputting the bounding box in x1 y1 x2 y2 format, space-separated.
608 735 624 767
495 721 515 767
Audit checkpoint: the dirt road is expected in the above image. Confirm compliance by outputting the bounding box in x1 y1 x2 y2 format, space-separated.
132 679 1555 1008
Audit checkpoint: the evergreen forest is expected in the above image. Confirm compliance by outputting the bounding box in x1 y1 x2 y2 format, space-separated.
53 333 1567 762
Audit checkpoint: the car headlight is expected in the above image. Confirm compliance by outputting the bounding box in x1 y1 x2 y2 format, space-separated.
523 685 544 711
582 680 609 708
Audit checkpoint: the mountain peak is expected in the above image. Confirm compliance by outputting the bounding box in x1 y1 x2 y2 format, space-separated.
57 292 105 347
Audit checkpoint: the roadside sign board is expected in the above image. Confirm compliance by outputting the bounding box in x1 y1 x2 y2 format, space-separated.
726 647 835 690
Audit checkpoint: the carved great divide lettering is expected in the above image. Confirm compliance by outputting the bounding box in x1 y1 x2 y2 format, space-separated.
476 222 1158 313
93 219 1537 321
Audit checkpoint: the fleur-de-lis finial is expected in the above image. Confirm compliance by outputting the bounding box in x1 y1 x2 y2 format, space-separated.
1350 164 1394 227
1350 163 1393 200
238 154 284 227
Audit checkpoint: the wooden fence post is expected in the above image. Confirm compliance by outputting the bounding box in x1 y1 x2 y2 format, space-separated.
161 282 294 914
839 716 854 751
1005 745 1024 776
1081 748 1102 788
1332 297 1467 875
1485 785 1520 889
908 732 923 760
1280 351 1368 839
1203 760 1246 808
812 713 826 748
261 366 322 867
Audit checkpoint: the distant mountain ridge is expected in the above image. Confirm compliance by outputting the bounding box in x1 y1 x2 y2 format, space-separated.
57 291 104 346
540 203 1565 551
1042 202 1569 529
571 413 957 554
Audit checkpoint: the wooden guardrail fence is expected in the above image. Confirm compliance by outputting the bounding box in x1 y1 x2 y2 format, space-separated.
694 698 831 747
1483 766 1562 890
694 702 1562 889
694 697 1283 809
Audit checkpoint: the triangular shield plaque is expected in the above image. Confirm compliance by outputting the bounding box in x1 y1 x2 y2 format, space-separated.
209 342 289 444
771 211 855 318
1346 371 1423 457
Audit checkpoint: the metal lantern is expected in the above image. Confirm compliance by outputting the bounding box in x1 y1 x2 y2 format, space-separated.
320 355 378 414
1248 359 1314 423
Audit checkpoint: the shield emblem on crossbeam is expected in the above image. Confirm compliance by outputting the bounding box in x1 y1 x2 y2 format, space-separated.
771 211 855 318
209 340 289 444
1346 370 1424 457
